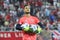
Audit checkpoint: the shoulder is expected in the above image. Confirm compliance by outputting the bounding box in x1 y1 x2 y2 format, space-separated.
19 16 26 20
31 16 39 19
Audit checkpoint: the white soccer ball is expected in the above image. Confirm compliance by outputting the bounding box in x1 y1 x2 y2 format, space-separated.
21 23 29 31
29 25 42 33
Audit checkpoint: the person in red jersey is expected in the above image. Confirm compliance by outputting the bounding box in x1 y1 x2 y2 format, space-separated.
16 5 43 40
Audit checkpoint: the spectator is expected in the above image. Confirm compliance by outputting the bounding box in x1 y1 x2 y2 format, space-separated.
17 7 24 17
45 7 51 18
57 8 60 19
36 9 40 18
5 14 11 21
49 13 56 23
0 14 4 26
57 20 60 32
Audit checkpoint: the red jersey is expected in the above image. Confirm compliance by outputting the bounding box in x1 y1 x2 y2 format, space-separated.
18 15 40 40
18 16 40 25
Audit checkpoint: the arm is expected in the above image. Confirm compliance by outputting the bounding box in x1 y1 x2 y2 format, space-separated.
34 17 44 29
38 22 44 29
16 24 22 30
16 17 23 30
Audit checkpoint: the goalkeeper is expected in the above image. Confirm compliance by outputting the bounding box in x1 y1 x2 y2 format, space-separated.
16 5 43 40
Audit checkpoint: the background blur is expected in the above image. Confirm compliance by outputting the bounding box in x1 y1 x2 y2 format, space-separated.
0 0 60 40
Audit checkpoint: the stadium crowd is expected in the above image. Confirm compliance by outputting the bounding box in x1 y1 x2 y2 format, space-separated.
0 0 60 31
0 0 60 40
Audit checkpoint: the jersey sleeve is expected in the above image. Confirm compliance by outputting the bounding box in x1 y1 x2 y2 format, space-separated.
18 18 23 24
34 17 40 24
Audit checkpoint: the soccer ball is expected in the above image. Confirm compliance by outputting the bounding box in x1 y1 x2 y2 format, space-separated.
21 24 42 34
35 26 42 33
29 25 42 34
29 25 37 33
21 23 29 31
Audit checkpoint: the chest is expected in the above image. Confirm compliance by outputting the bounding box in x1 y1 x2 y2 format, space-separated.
23 17 36 24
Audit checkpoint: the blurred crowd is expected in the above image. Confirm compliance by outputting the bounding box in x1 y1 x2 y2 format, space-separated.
0 0 60 32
